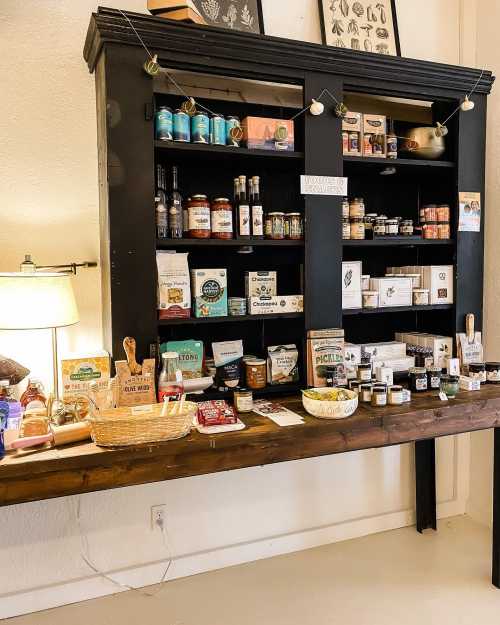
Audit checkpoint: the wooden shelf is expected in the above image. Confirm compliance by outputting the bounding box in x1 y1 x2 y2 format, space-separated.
343 237 454 247
157 238 305 248
155 140 304 160
158 313 304 326
343 155 456 169
343 304 454 316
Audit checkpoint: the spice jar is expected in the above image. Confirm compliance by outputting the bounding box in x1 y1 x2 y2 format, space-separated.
441 375 460 398
360 383 373 403
364 213 377 236
269 212 285 240
409 367 428 392
371 386 387 407
188 195 211 238
436 204 450 222
400 220 414 236
342 217 351 240
342 197 350 218
211 198 233 239
423 204 437 222
438 223 450 239
349 198 365 218
374 217 387 236
357 362 372 382
385 219 399 236
388 385 404 405
234 388 253 412
423 222 439 239
469 362 486 384
427 366 442 390
245 359 267 390
350 217 365 240
486 362 500 384
362 290 379 309
287 213 303 240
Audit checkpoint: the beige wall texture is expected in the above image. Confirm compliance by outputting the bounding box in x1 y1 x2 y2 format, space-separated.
0 0 484 619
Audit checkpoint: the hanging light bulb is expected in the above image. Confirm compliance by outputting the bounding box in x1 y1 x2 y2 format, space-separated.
143 54 160 77
461 95 475 112
309 99 325 116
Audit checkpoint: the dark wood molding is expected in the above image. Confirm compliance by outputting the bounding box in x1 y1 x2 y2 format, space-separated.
84 8 494 98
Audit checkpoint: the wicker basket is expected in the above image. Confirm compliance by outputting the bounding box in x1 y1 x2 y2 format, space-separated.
88 401 197 447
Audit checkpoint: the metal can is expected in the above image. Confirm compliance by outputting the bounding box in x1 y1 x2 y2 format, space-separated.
437 205 450 222
191 111 210 144
226 115 241 147
155 106 173 141
269 212 285 239
173 109 190 143
287 213 303 240
423 222 439 239
438 222 450 239
210 114 226 146
349 131 359 153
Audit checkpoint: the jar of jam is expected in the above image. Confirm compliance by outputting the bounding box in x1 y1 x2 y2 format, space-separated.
423 222 439 239
360 383 373 403
469 362 486 384
427 366 442 390
342 197 350 218
188 195 211 238
371 386 387 407
436 204 450 222
423 204 437 222
374 218 387 236
342 217 351 240
269 212 285 240
388 385 404 405
349 380 361 392
357 362 372 382
400 220 414 236
364 213 377 235
409 367 428 392
211 198 233 239
350 217 365 240
349 198 365 218
245 359 267 390
385 219 399 236
287 213 303 240
234 388 253 412
438 222 450 239
486 362 500 384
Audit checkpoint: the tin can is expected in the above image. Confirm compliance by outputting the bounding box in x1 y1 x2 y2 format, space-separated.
155 106 173 141
437 204 450 222
210 114 226 146
173 109 190 143
226 115 241 147
438 222 450 239
423 222 439 239
349 131 359 153
191 111 210 144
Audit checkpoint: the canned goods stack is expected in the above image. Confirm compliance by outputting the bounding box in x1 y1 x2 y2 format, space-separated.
420 204 450 240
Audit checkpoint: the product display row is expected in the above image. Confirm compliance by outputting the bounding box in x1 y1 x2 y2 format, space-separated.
342 112 397 159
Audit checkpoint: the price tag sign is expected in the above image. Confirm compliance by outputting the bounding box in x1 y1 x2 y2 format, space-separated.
300 175 348 197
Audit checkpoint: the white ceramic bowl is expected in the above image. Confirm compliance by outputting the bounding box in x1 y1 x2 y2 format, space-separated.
302 387 358 420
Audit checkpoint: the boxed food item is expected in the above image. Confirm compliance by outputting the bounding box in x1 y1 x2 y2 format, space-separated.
163 340 204 379
191 268 228 318
370 277 412 307
247 295 303 315
362 113 386 157
157 251 191 319
459 376 481 391
307 334 345 387
61 352 110 402
115 359 156 407
342 261 362 309
372 356 415 373
197 400 238 426
245 271 277 298
422 266 454 304
212 340 244 390
267 344 299 385
361 341 407 362
342 111 362 156
395 332 453 369
241 117 295 151
345 343 362 379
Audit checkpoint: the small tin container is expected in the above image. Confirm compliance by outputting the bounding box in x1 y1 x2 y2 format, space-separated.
360 383 373 403
269 212 285 240
155 106 173 141
362 290 379 309
357 362 372 383
228 297 247 316
173 109 191 143
409 367 428 392
350 217 365 240
427 366 442 390
226 115 241 147
486 362 500 384
388 385 404 405
191 111 210 144
342 217 351 240
468 363 486 384
210 114 226 145
441 375 460 398
374 217 387 236
385 219 399 236
371 386 387 407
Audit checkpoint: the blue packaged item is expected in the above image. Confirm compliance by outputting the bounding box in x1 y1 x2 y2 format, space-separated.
191 112 210 144
155 106 173 141
210 114 226 145
173 109 191 143
0 396 8 460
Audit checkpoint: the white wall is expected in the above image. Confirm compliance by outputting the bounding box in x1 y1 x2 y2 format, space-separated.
0 0 468 618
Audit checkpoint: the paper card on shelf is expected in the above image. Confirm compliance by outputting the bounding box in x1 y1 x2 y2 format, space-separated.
253 399 305 426
458 191 481 232
300 175 348 196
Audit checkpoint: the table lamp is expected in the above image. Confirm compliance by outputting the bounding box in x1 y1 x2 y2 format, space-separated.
0 272 79 404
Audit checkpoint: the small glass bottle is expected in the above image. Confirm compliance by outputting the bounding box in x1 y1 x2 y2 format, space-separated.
158 352 184 402
20 379 47 410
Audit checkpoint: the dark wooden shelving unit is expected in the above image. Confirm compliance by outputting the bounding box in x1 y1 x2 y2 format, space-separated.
155 140 304 160
158 313 304 326
342 304 454 316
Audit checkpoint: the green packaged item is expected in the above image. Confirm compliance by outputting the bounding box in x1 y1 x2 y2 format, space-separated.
162 340 204 380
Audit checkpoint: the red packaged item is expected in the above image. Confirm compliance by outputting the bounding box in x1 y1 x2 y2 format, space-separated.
197 400 237 426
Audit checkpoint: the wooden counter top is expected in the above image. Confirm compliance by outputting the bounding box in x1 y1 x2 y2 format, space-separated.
2 387 500 507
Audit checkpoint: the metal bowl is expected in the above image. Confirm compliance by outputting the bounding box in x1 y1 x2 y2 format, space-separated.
400 126 446 160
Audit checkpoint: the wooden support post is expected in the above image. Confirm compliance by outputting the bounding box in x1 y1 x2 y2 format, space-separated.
415 438 437 533
492 428 500 588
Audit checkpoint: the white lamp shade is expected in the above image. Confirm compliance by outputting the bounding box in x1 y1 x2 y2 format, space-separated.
0 273 79 330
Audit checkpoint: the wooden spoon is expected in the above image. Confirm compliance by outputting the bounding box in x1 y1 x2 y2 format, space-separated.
123 337 142 375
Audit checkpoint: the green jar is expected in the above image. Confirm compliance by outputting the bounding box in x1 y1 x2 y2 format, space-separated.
440 375 459 399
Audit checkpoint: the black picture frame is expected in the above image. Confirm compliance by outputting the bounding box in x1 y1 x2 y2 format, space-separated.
318 0 401 56
193 0 265 35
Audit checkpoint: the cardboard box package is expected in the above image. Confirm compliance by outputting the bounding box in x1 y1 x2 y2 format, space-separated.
248 295 303 315
191 269 228 318
362 113 386 157
245 271 277 298
345 343 362 379
241 117 294 151
307 329 345 387
396 332 453 369
342 111 362 156
369 277 412 307
372 356 416 373
61 352 110 402
422 266 454 304
361 341 407 362
342 261 362 309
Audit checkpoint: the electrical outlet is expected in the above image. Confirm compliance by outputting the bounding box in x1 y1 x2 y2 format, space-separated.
151 504 166 530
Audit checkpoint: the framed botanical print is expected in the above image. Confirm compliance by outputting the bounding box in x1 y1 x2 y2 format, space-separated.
318 0 400 56
196 0 264 34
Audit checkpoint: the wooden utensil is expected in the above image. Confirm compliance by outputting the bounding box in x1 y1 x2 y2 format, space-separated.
10 421 92 450
457 313 483 372
123 337 142 375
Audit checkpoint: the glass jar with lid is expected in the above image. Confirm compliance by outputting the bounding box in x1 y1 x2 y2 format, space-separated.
342 197 350 218
400 220 414 236
188 195 211 238
350 217 365 240
374 217 387 237
287 213 303 240
211 198 233 239
349 198 365 218
269 212 285 240
385 219 399 236
342 217 351 240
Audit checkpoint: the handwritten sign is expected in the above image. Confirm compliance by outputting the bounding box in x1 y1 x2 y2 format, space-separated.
300 175 348 196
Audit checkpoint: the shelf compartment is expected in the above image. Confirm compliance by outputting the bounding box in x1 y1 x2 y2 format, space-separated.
155 140 304 160
157 238 305 248
343 304 453 316
343 238 454 247
343 155 455 169
158 313 304 326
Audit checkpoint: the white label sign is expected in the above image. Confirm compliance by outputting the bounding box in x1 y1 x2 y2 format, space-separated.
300 175 348 196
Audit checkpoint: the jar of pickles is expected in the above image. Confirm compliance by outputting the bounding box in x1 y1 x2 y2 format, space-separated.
287 213 303 240
269 212 285 239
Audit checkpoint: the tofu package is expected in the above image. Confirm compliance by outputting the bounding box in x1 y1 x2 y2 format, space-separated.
342 261 362 309
61 352 111 402
191 268 228 318
245 271 277 298
157 251 191 319
370 277 412 307
267 344 299 385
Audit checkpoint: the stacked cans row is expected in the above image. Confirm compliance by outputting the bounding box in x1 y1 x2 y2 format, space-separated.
155 106 241 147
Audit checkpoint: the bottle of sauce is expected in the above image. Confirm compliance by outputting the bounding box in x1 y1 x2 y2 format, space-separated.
20 379 47 411
158 352 184 402
168 166 183 239
251 176 264 239
387 118 398 159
